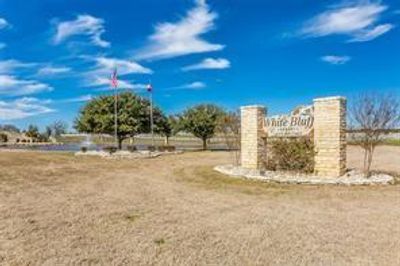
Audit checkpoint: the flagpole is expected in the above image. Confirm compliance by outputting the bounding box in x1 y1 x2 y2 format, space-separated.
150 85 154 147
114 86 118 147
113 68 118 148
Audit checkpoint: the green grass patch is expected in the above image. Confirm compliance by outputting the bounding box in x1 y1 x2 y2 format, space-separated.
124 211 142 222
382 139 400 146
124 213 141 222
154 238 166 246
175 166 296 196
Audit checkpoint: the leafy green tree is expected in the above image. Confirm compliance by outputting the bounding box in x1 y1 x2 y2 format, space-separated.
37 133 50 143
179 104 224 150
0 133 8 143
154 115 180 146
25 124 40 139
153 114 170 145
75 92 165 149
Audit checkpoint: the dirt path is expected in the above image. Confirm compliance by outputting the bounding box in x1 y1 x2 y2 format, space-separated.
0 148 399 265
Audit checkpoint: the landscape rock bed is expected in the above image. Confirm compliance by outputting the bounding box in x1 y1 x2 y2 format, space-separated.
75 150 182 159
214 165 394 185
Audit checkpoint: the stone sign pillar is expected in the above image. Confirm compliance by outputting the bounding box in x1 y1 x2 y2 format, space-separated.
313 97 347 177
240 105 266 169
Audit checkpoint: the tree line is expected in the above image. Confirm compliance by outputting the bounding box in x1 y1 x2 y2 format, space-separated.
0 121 68 143
74 92 240 150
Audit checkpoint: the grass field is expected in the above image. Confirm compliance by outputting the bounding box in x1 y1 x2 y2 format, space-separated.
0 146 399 265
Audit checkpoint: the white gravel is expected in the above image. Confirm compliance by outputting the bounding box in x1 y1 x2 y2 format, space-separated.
75 150 182 159
214 165 394 185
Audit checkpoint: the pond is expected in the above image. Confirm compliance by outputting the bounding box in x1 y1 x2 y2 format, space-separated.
0 143 230 152
0 144 154 152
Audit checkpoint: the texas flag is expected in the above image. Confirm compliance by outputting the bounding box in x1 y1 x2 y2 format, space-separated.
147 83 153 93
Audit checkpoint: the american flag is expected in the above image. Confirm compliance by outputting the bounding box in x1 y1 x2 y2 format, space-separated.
111 68 118 89
147 83 153 93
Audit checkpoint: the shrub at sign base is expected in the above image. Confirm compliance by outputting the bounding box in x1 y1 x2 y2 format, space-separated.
267 138 314 173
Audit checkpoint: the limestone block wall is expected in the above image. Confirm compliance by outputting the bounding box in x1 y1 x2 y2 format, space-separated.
313 97 347 177
240 105 266 169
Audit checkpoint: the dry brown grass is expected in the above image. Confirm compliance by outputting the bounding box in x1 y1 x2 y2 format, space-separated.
0 147 400 265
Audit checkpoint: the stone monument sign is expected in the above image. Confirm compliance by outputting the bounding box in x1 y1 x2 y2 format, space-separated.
240 96 346 177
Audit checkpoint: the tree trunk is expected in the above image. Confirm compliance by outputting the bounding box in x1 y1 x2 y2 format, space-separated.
367 152 372 177
363 145 375 177
202 138 207 150
164 136 169 146
118 137 123 150
366 145 375 177
363 148 368 176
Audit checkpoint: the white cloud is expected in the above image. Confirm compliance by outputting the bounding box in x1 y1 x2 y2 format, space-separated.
0 17 9 49
135 0 224 60
0 18 10 49
0 60 35 74
61 94 93 103
53 15 110 48
0 75 53 96
301 2 393 42
182 57 230 71
37 66 71 76
90 57 152 76
167 81 206 90
0 97 54 120
82 56 152 90
88 77 147 90
0 18 9 29
321 55 351 65
0 60 53 96
185 81 206 89
349 23 394 42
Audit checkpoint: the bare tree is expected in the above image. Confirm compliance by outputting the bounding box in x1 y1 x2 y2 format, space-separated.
217 111 241 166
350 93 400 176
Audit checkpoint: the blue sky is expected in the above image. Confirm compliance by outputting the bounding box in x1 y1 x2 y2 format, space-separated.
0 0 399 130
